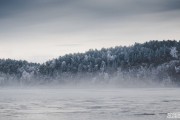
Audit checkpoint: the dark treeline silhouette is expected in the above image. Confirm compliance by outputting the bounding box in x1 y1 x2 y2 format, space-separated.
0 40 180 86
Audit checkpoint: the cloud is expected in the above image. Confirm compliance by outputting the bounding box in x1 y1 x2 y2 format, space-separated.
1 0 180 20
56 44 81 47
0 0 180 62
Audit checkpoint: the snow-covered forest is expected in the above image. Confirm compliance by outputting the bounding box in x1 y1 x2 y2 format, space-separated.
0 40 180 86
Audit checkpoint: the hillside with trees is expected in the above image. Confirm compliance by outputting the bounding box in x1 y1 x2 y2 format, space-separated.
0 40 180 86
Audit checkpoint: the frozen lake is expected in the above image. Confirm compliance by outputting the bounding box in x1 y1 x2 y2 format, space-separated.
0 88 180 120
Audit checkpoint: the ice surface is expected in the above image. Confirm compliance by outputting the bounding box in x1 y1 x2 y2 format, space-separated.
0 88 180 120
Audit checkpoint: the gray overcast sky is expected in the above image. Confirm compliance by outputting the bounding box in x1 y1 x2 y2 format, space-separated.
0 0 180 63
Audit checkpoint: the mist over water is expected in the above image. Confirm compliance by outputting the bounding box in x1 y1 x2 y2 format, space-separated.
0 69 177 88
0 87 180 120
0 77 175 88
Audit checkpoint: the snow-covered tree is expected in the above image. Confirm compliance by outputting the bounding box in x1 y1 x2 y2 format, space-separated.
170 47 178 58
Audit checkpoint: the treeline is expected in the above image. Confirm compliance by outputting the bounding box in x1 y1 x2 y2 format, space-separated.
0 40 180 86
